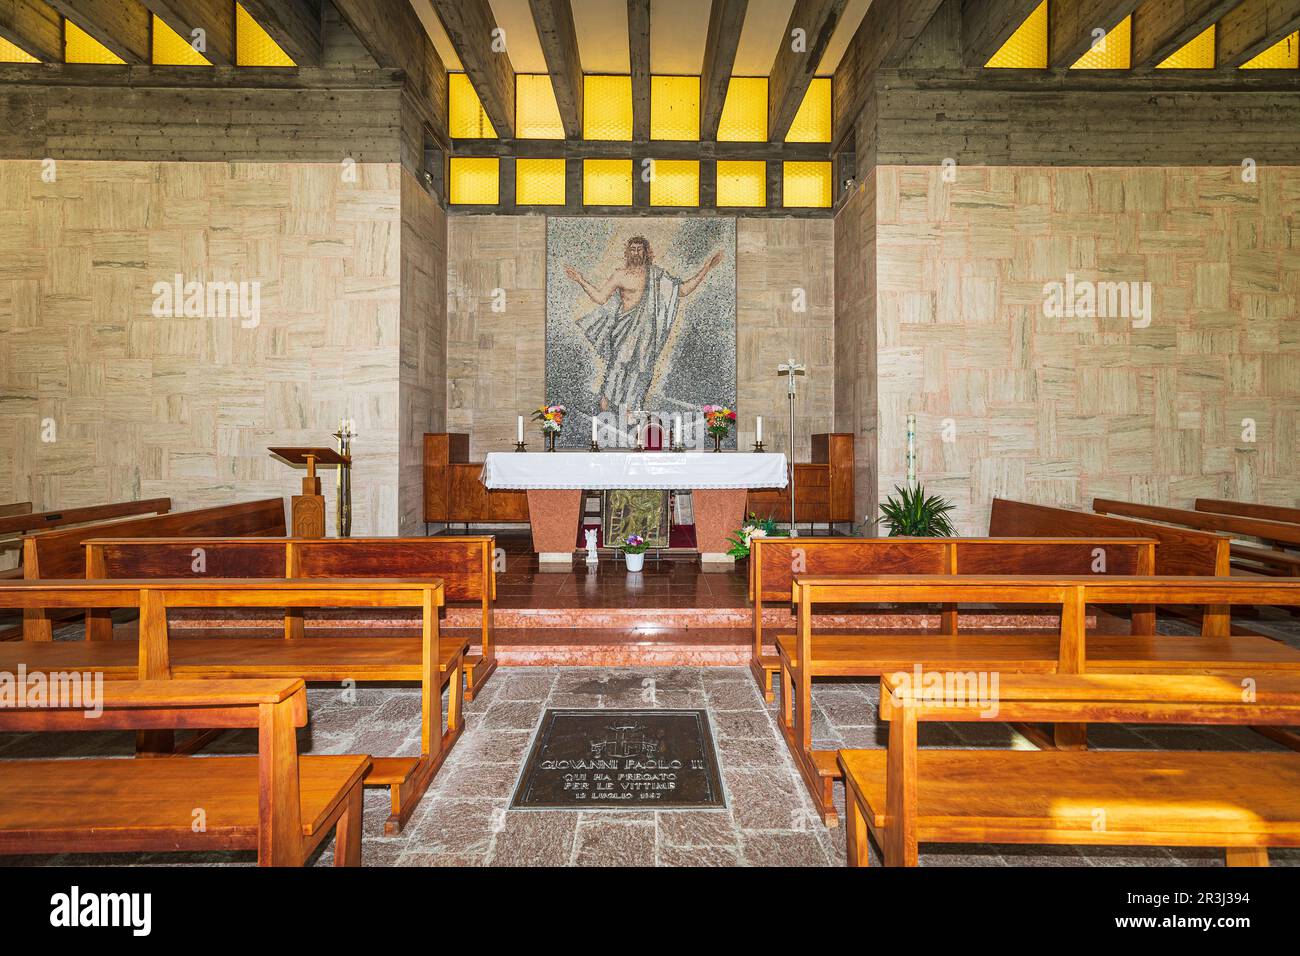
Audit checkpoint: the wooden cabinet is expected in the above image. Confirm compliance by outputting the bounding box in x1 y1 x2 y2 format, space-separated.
746 432 855 524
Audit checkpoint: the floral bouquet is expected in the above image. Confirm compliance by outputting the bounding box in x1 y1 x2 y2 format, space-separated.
702 405 737 436
725 513 789 560
621 534 648 555
532 403 566 434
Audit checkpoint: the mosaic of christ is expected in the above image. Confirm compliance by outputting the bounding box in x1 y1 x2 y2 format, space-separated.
545 217 737 448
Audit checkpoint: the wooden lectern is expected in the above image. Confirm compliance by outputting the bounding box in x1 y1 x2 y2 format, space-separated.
269 446 351 538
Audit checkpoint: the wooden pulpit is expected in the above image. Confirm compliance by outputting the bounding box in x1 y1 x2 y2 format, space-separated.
269 446 351 538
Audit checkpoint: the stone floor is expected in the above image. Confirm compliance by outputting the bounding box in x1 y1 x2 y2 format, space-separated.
5 612 1300 867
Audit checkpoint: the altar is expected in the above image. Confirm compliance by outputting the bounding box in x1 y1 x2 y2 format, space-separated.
480 452 789 565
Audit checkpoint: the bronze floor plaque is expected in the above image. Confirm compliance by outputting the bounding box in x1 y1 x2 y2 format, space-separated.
512 709 726 809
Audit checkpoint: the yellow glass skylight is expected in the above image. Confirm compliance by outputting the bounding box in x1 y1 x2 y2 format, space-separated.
651 75 699 140
516 158 567 205
985 0 1046 69
1157 24 1215 69
152 14 210 66
65 20 125 64
584 75 633 141
1071 15 1131 69
449 158 500 204
583 159 632 205
1240 32 1299 69
786 78 831 143
783 161 831 208
649 159 699 206
716 160 766 207
516 74 564 139
717 77 767 142
236 2 294 66
449 72 497 138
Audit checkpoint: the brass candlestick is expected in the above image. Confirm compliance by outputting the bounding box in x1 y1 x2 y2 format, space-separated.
514 441 528 452
753 441 766 453
332 418 356 538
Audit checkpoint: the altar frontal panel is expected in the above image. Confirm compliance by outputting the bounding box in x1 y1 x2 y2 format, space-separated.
512 709 726 809
546 217 737 449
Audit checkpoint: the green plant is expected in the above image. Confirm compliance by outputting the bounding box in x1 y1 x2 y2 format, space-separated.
876 484 957 537
725 513 790 559
621 534 649 554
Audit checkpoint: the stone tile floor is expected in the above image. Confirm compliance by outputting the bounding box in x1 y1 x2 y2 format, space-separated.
5 615 1300 867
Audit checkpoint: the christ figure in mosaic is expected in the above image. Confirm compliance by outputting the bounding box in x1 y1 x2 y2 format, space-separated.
563 236 724 412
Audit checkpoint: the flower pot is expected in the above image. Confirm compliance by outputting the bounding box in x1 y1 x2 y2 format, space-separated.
624 551 645 572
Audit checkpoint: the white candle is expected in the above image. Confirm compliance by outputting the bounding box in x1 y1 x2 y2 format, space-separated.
591 417 598 443
517 415 524 443
756 416 763 443
673 414 681 445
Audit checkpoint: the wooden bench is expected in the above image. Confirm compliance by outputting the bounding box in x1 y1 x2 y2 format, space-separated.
1197 498 1300 526
1095 497 1300 579
747 535 1158 700
780 575 1300 825
0 502 33 518
83 535 498 701
0 678 367 866
841 673 1300 867
0 577 463 834
17 498 285 641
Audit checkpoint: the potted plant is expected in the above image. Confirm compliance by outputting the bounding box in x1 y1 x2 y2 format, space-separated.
725 513 789 559
532 403 566 451
876 483 957 536
702 405 736 452
621 533 649 572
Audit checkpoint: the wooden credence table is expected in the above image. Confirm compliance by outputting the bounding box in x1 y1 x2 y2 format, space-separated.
0 578 464 834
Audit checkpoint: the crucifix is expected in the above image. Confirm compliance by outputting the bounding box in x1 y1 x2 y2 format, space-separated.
778 360 806 534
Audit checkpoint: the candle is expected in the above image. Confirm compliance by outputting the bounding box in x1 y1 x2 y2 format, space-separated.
591 416 598 444
673 414 682 445
906 413 917 483
517 415 524 444
756 416 763 443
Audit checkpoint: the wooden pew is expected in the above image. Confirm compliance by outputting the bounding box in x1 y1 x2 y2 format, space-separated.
0 679 367 866
0 498 171 585
780 575 1300 825
1095 498 1300 579
841 673 1300 867
747 535 1157 701
18 498 285 641
83 535 498 701
1196 498 1300 526
0 578 463 834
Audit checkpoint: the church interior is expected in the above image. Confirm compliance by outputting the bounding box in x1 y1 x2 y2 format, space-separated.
2 0 1300 887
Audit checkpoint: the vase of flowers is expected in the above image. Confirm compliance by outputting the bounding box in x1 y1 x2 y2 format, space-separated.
725 513 790 560
702 405 736 452
532 403 566 452
621 533 648 572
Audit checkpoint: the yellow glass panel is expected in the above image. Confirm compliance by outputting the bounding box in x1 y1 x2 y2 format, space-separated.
65 21 125 64
717 77 767 142
236 2 294 66
1241 31 1299 69
152 14 210 66
583 159 632 206
783 161 831 208
649 160 699 206
651 75 699 140
786 77 831 143
517 74 564 139
1157 24 1215 69
449 158 499 205
0 35 38 63
985 0 1046 68
449 72 497 138
516 158 566 205
584 75 633 141
717 160 766 208
1071 15 1131 70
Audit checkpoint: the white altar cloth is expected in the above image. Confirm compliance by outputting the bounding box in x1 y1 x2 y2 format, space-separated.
480 452 788 490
